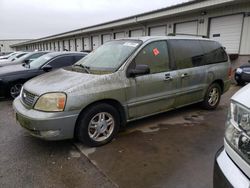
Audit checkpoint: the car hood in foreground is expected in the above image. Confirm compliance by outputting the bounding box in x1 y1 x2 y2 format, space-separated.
0 64 29 76
24 68 101 96
231 84 250 107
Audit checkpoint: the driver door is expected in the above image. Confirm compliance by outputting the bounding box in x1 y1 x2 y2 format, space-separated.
126 40 178 119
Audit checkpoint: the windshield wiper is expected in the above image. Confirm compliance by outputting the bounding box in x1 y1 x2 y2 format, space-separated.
73 64 90 74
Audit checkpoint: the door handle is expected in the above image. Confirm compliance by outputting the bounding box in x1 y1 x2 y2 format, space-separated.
181 73 189 78
164 74 173 81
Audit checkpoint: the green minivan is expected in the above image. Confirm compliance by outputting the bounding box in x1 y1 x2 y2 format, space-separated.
13 36 231 146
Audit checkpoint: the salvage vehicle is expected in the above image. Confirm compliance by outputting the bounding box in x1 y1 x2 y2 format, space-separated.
235 60 250 85
0 52 18 60
214 84 250 188
0 51 49 67
14 36 232 146
0 52 87 98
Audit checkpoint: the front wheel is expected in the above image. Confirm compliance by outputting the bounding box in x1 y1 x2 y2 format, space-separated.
9 83 23 99
202 83 221 110
76 103 120 147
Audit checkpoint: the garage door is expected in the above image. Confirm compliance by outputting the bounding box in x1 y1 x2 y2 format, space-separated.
130 29 143 37
102 34 112 44
64 40 69 51
54 41 58 51
70 39 76 51
83 37 90 51
76 38 82 51
209 14 243 54
149 26 166 36
59 41 63 51
115 32 125 39
175 21 198 35
92 36 100 50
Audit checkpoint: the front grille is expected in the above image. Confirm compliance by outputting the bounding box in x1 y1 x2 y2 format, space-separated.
22 89 37 107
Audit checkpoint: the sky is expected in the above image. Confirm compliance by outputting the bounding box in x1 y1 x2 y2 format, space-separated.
0 0 189 40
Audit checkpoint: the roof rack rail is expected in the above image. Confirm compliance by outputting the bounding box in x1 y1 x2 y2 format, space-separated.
167 33 208 38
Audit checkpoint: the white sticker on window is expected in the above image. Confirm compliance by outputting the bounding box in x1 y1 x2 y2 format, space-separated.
123 42 139 48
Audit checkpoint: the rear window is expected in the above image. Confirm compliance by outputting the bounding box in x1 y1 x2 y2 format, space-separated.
200 40 228 64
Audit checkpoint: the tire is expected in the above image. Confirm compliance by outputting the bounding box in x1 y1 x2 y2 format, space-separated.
76 103 120 147
236 79 245 86
202 83 221 110
9 83 23 99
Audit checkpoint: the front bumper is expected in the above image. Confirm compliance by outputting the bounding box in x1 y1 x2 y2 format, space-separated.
13 97 79 140
214 147 250 188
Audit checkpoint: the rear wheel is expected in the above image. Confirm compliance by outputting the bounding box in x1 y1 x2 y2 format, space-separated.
202 83 221 110
76 103 120 147
9 83 23 99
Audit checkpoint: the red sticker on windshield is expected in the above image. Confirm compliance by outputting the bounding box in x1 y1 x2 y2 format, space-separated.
153 48 160 56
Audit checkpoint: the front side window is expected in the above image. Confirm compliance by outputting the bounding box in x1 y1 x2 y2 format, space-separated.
168 39 205 69
134 41 170 74
48 56 74 68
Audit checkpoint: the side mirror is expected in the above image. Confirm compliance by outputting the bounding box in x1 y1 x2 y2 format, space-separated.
24 59 31 64
42 65 52 72
128 64 150 77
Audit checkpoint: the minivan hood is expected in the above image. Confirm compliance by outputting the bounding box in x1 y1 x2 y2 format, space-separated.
231 84 250 108
24 68 100 96
0 61 20 67
0 64 27 76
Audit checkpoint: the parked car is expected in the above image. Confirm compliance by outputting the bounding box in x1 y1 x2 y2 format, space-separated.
0 52 87 98
13 36 231 147
0 52 18 60
0 52 28 63
214 84 250 188
235 60 250 85
0 51 49 67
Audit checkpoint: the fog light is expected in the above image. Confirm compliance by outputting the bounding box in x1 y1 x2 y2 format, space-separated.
40 130 60 137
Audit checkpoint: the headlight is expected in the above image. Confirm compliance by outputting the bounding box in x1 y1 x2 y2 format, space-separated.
236 68 243 74
230 101 250 134
34 93 66 112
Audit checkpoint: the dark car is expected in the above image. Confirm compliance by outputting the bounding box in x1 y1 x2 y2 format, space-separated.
0 52 87 98
235 60 250 85
0 51 49 67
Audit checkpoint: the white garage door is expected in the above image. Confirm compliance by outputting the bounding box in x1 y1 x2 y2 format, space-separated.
64 40 69 51
59 41 63 51
92 36 100 50
70 39 76 51
130 29 143 37
175 21 198 35
210 14 243 54
76 38 82 51
115 32 125 39
149 26 166 36
102 34 112 44
83 37 90 51
54 41 58 51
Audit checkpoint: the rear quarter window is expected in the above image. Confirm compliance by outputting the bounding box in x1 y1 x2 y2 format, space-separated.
200 40 228 64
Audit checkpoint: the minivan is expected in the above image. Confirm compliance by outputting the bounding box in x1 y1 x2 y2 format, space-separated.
13 36 231 147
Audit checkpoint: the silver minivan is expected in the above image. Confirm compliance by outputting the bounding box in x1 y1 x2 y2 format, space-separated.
13 36 232 146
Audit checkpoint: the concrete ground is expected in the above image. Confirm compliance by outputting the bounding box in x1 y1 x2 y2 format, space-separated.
0 85 240 188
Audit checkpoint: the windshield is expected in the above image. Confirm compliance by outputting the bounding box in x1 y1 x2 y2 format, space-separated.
75 40 142 72
29 54 54 69
13 52 31 62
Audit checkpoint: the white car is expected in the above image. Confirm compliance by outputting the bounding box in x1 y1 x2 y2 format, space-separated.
214 84 250 187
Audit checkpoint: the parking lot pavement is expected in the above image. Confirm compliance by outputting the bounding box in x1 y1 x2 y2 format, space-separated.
0 99 117 188
0 85 240 188
75 85 240 188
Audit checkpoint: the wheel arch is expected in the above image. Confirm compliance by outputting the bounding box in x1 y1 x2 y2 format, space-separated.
74 99 127 137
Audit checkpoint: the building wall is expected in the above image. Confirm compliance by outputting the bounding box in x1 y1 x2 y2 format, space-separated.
0 40 29 52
